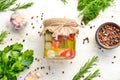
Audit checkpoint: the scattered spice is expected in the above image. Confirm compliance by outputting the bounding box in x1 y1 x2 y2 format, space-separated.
70 61 73 64
101 50 104 52
112 62 114 64
81 22 83 25
20 76 22 78
41 18 43 20
98 23 120 47
31 23 33 25
62 71 64 74
31 16 34 19
37 67 39 70
38 31 40 34
46 72 48 75
10 38 12 41
90 26 92 29
41 66 45 69
40 25 42 28
37 59 40 62
48 66 51 70
83 37 89 44
22 39 25 42
98 75 101 77
36 20 38 22
27 67 29 69
35 58 37 60
98 47 102 50
36 16 39 18
111 16 114 18
32 26 35 29
82 75 84 78
113 56 116 58
26 33 28 36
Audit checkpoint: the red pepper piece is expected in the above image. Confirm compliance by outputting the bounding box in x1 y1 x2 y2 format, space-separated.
52 38 59 48
68 34 75 41
60 49 75 59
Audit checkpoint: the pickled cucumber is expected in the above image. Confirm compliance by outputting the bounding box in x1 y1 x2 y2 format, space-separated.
45 42 52 49
45 30 52 41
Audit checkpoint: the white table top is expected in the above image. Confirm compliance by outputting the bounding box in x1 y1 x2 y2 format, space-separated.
0 0 120 80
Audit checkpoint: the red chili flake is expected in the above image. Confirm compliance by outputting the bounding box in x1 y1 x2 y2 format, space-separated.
31 16 34 19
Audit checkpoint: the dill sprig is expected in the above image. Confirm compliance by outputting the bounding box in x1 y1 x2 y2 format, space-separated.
0 31 8 43
72 56 99 80
77 0 114 25
10 2 33 11
0 0 33 11
77 0 95 11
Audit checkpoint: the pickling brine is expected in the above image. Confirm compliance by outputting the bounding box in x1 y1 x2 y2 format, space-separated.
42 18 79 59
44 30 76 59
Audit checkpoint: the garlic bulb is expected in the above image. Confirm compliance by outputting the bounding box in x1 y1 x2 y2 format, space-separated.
10 12 27 29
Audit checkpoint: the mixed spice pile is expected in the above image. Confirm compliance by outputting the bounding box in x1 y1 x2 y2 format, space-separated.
98 24 120 47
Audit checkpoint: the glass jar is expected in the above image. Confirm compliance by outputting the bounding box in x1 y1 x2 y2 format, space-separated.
43 18 79 59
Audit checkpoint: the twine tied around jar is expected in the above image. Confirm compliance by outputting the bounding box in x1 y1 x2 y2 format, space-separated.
42 18 79 38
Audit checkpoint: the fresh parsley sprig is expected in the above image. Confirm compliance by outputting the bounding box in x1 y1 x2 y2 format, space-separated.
0 43 34 80
0 31 8 43
72 56 99 80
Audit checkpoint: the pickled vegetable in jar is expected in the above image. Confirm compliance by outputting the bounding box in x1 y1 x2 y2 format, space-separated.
42 18 79 59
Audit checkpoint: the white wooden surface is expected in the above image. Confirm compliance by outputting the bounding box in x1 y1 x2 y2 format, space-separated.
0 0 120 80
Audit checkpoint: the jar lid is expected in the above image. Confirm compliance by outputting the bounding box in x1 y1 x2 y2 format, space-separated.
42 18 79 37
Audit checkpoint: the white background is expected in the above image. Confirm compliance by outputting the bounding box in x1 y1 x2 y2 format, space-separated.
0 0 120 80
